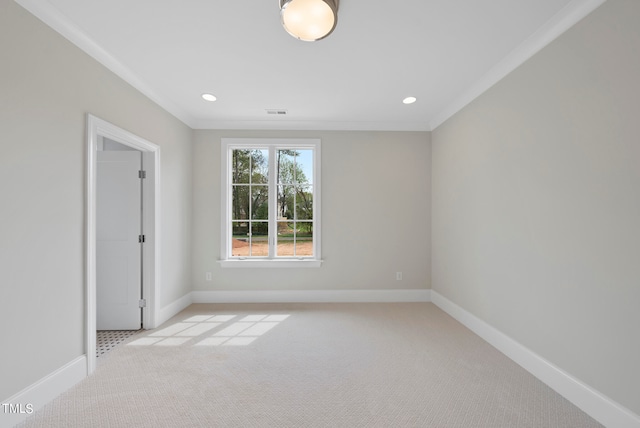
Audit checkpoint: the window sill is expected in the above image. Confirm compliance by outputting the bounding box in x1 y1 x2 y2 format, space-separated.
218 259 323 268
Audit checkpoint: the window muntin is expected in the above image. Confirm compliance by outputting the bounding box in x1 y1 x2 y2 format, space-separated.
276 149 314 257
221 139 321 266
231 149 269 257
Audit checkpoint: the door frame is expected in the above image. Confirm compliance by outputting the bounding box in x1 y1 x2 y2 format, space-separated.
86 114 161 374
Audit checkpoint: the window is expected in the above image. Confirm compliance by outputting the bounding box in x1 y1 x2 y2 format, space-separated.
220 139 321 267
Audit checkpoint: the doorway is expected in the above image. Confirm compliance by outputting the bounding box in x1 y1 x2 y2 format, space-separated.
97 144 143 330
86 115 161 374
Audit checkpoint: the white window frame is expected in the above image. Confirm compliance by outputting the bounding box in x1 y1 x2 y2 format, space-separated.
219 138 322 268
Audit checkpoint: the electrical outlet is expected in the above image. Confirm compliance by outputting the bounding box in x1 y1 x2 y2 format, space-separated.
206 272 212 281
396 272 402 281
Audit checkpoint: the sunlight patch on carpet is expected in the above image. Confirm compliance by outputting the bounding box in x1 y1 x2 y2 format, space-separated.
127 314 290 347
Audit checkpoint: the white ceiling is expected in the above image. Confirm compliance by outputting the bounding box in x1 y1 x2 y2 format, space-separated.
16 0 604 131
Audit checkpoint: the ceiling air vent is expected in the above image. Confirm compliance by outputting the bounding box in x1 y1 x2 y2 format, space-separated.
266 109 288 115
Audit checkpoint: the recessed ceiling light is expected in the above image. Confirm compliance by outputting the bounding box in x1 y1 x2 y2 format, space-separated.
202 93 217 102
403 96 417 104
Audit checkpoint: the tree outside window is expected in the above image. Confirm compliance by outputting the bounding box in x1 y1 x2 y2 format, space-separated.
223 139 320 263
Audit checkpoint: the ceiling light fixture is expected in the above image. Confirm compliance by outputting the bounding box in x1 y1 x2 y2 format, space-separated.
280 0 339 42
202 93 217 102
403 97 417 104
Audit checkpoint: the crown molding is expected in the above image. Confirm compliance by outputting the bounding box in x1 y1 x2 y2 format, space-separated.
430 0 607 131
14 0 197 128
192 119 430 132
15 0 606 133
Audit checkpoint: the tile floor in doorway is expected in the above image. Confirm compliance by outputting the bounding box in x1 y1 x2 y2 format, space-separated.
96 330 141 360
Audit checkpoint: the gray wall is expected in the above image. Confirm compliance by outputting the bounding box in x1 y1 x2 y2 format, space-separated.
5 0 636 418
0 0 193 401
192 130 431 292
432 0 640 415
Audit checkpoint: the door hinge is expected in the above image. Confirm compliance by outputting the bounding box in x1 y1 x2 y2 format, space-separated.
138 235 145 243
139 299 146 308
139 170 146 179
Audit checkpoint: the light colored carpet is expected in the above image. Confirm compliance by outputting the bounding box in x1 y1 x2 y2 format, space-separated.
20 303 602 427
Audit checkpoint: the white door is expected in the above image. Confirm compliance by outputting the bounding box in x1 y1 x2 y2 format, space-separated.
97 151 142 330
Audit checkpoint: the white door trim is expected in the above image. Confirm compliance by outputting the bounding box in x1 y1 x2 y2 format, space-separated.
86 114 161 374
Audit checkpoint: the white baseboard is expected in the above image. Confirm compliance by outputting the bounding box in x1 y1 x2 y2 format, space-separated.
191 289 431 304
431 290 640 428
156 292 194 327
154 289 431 328
1 356 87 428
